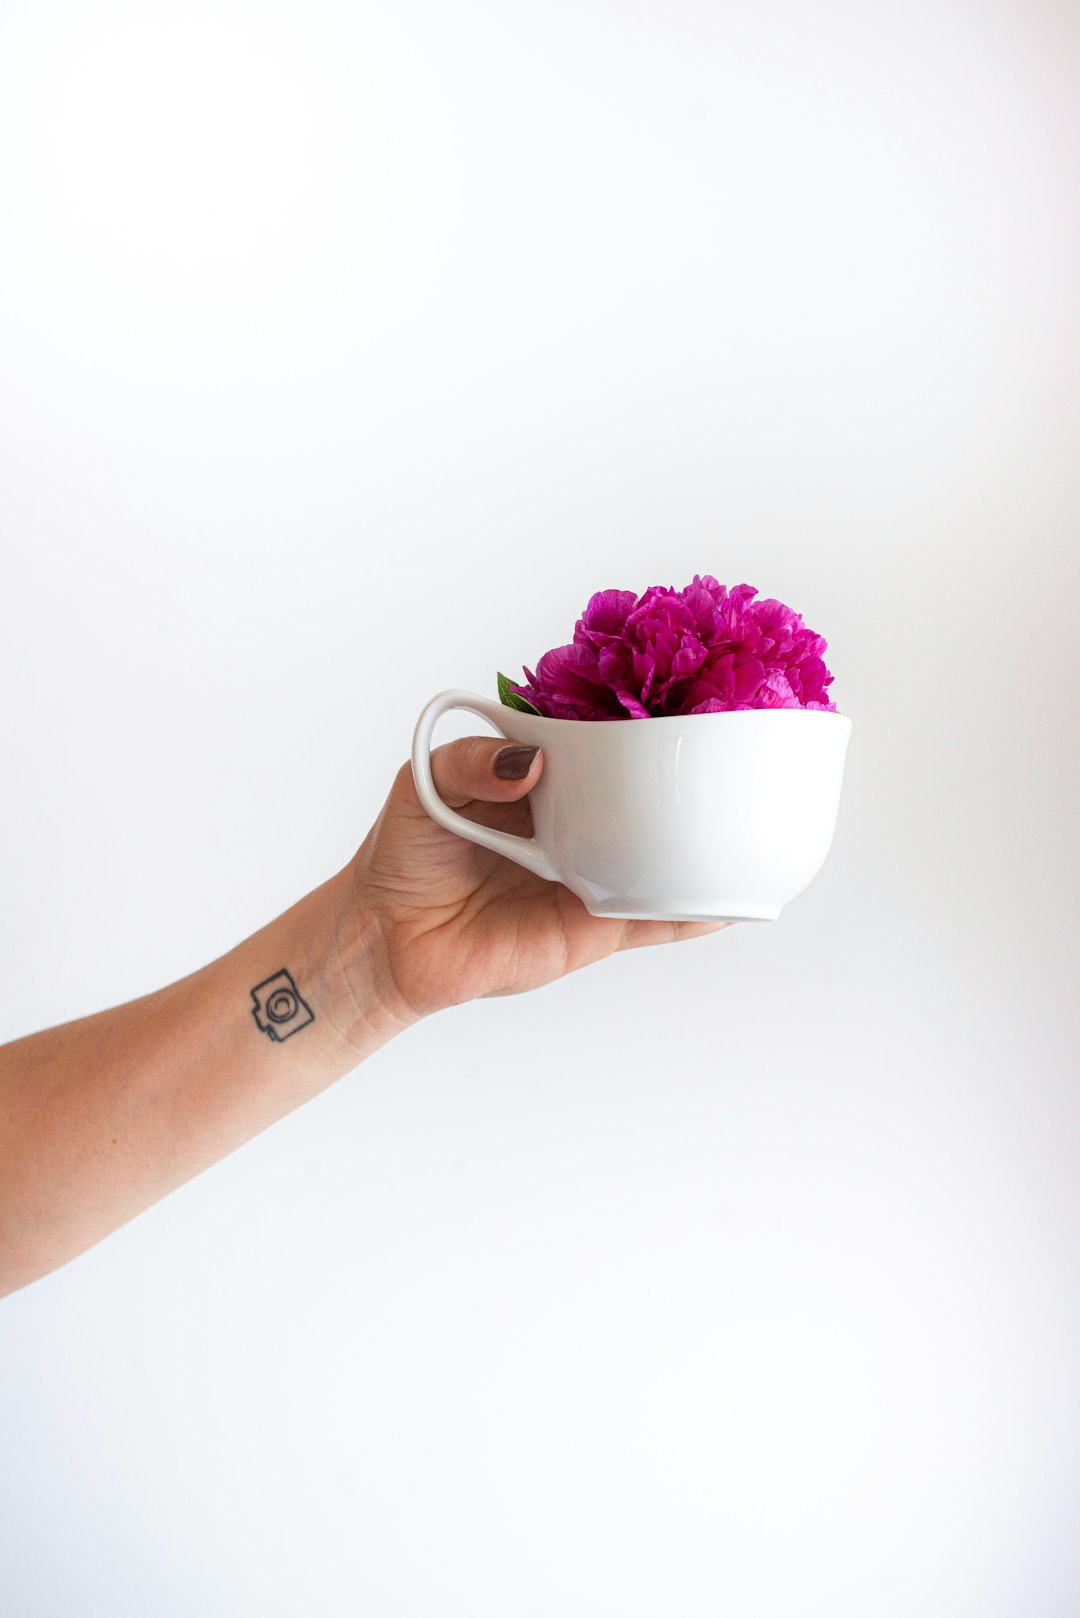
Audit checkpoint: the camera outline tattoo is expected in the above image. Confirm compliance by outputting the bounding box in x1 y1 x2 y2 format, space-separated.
250 967 315 1042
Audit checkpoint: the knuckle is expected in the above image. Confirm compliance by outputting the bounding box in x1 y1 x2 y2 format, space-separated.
446 734 492 776
390 758 425 814
428 735 489 806
393 758 417 797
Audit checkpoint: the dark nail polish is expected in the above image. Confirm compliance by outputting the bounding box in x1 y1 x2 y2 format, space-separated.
493 744 540 780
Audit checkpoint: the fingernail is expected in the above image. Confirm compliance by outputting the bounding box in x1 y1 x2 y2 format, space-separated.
493 744 540 780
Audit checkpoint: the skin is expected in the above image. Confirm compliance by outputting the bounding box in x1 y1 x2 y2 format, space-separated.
0 736 728 1297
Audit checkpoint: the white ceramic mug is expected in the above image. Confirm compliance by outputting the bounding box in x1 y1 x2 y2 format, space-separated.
411 690 853 922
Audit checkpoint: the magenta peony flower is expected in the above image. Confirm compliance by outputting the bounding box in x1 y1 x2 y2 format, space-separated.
502 578 837 720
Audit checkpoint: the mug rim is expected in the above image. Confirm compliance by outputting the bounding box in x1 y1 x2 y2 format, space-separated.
502 705 851 728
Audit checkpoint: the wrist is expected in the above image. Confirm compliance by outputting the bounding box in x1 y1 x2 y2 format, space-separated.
219 869 415 1079
319 865 422 1056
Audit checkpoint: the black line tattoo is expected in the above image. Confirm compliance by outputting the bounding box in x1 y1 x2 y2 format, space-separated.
250 968 315 1042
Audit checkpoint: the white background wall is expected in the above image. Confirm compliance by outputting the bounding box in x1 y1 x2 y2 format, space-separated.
1 1 1078 1613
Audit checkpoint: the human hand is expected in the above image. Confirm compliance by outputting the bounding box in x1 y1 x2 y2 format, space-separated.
0 734 730 1291
342 734 730 1029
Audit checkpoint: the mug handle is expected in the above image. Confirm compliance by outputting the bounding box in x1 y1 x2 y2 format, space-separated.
411 689 561 883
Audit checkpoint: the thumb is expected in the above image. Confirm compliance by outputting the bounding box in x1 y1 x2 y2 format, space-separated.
429 736 543 809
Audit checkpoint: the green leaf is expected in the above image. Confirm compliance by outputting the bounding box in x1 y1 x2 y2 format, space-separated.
497 670 542 715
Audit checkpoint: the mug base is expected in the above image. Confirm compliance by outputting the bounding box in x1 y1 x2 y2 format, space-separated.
584 898 780 924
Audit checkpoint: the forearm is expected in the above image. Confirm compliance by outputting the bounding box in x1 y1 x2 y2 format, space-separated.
0 865 410 1296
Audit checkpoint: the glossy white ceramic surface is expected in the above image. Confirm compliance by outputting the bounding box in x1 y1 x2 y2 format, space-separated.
412 689 853 922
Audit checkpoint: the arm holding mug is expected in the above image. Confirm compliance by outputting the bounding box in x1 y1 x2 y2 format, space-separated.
0 735 725 1298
